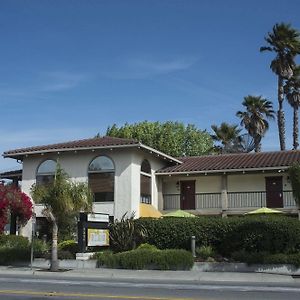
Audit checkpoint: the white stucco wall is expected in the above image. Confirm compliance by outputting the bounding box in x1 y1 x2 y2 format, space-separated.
20 147 168 237
161 172 291 195
228 173 291 192
162 175 222 194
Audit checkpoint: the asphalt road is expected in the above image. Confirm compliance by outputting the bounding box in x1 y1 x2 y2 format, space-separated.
0 274 300 300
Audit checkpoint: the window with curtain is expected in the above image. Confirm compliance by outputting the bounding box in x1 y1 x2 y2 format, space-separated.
36 159 56 186
88 156 115 202
140 159 151 204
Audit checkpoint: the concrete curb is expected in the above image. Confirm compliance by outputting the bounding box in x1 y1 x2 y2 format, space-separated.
193 262 300 275
0 265 298 285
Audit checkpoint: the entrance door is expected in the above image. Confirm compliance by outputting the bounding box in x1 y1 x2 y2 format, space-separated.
180 181 195 210
265 177 283 208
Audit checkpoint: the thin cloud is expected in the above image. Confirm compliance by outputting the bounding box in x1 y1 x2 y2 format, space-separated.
40 71 89 92
101 57 197 79
0 71 89 104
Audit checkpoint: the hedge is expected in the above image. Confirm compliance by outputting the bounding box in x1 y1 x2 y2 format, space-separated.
58 240 79 258
134 216 300 256
95 247 194 270
232 251 300 267
0 235 30 264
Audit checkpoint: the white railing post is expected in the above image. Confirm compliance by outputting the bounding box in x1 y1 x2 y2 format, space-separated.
221 174 228 217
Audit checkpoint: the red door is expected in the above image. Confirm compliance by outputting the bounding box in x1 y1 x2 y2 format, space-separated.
180 181 195 210
265 177 283 208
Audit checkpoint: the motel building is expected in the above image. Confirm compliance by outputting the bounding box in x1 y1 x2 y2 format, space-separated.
1 136 299 238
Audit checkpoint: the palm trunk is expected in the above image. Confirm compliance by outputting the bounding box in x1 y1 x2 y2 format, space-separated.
49 212 59 271
278 75 286 151
254 136 261 152
293 107 299 150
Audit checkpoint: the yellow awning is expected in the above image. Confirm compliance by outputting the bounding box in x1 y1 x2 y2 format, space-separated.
139 203 162 218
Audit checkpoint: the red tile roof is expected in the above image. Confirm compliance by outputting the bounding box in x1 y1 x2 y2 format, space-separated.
3 136 139 158
157 150 300 174
3 136 182 164
0 169 22 179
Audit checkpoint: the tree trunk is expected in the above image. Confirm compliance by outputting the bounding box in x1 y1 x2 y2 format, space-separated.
293 107 299 150
254 136 261 152
278 75 286 151
49 212 59 271
298 208 300 221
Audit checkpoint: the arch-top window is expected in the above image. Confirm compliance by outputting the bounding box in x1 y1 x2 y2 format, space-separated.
140 159 152 204
141 160 151 174
36 159 56 185
88 156 115 202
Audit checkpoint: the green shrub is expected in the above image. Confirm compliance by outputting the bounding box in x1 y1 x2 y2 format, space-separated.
109 213 148 253
58 240 79 257
95 248 194 270
0 234 30 249
43 250 74 260
135 216 300 255
231 251 300 267
0 235 30 264
137 243 157 251
32 239 50 258
196 245 214 259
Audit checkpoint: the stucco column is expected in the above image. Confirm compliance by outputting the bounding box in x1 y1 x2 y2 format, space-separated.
221 174 228 218
157 177 163 211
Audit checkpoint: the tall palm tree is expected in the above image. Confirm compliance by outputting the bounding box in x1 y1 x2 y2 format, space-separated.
284 66 300 149
260 23 300 151
211 122 242 153
236 95 275 152
31 165 93 271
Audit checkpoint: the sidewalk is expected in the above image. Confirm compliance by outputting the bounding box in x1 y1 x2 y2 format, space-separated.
0 265 298 285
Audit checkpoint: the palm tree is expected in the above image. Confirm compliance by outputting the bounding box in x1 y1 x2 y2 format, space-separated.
31 165 93 271
236 95 275 152
260 23 300 151
211 123 242 153
284 66 300 149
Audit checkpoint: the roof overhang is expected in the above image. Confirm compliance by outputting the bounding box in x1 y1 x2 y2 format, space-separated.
156 166 289 176
3 142 182 165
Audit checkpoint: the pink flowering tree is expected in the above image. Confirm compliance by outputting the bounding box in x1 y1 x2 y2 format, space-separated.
0 183 33 233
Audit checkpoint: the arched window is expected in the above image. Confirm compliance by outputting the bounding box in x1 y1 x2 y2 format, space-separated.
140 160 151 204
36 159 56 185
88 156 115 202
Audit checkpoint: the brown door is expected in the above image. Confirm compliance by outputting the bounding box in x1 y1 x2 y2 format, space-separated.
180 181 195 210
265 177 283 208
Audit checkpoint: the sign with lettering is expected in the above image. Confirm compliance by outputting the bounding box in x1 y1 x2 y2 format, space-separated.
87 229 109 246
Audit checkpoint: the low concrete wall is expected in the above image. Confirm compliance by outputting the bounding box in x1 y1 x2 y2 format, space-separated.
193 262 300 275
16 260 300 275
32 259 97 269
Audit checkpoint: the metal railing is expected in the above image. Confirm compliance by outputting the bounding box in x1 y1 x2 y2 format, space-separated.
163 194 180 210
227 191 266 208
283 191 297 207
163 191 297 210
163 193 221 210
196 193 222 209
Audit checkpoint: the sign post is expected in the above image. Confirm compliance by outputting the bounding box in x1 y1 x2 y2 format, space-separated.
30 213 36 270
77 213 110 253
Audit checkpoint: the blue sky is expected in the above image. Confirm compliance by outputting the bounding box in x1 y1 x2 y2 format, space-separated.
1 0 300 171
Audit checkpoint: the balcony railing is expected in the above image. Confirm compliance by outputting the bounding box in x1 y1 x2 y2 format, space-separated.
163 191 297 210
227 191 266 208
196 193 222 209
163 193 221 210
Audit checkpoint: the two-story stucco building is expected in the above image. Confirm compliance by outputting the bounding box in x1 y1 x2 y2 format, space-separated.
2 136 300 238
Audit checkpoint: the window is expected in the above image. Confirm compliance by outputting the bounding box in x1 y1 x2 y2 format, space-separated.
88 156 115 202
140 160 151 204
36 160 56 186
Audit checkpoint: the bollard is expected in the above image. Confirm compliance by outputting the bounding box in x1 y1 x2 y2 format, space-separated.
191 235 196 258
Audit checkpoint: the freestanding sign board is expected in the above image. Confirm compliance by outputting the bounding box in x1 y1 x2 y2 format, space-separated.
77 212 110 252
